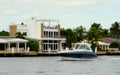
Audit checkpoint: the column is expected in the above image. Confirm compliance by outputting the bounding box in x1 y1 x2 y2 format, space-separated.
25 43 27 51
5 43 6 50
41 40 44 52
101 45 103 50
38 41 40 52
107 45 109 50
41 23 44 38
58 40 60 50
8 43 10 51
105 45 106 50
17 42 19 52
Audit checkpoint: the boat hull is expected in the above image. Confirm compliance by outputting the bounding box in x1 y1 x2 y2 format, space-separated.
61 57 96 61
59 51 97 60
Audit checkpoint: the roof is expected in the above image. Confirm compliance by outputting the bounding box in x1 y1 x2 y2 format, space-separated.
0 39 7 43
0 38 28 43
8 38 28 43
98 41 110 45
103 38 120 43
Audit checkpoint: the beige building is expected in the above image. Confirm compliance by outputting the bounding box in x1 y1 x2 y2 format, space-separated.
97 41 110 50
9 18 66 52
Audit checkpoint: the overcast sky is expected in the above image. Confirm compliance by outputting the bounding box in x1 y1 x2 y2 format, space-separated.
0 0 120 31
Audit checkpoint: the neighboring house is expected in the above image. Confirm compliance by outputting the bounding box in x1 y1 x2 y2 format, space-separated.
97 41 110 51
9 17 66 52
103 38 120 43
103 38 120 51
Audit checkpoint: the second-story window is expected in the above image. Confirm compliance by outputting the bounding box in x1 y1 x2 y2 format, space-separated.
54 32 58 38
44 31 58 38
49 32 50 38
44 31 49 38
50 32 53 38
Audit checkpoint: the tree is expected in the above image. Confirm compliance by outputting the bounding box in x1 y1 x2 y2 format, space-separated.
87 23 103 41
109 42 119 48
16 32 26 39
27 39 39 52
66 29 77 47
60 28 66 38
0 30 9 36
74 25 86 41
110 22 120 38
60 28 77 48
101 29 109 37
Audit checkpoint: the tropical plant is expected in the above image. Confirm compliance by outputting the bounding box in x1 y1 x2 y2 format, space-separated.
16 32 26 39
27 39 39 52
101 29 109 37
60 28 66 38
60 28 77 48
109 42 119 48
87 23 103 41
110 22 120 38
74 25 86 41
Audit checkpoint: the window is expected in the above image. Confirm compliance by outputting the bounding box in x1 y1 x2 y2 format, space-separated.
49 32 50 38
44 31 49 38
49 40 53 43
54 32 58 38
54 41 58 43
44 40 49 43
51 32 53 38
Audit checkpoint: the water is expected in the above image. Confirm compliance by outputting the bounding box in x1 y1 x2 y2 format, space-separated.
0 56 120 75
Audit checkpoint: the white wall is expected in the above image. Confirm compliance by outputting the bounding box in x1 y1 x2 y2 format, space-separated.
17 24 28 34
26 18 44 39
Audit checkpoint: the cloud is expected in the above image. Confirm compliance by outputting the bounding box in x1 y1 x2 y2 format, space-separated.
4 9 18 15
57 0 103 6
22 11 39 20
0 9 18 16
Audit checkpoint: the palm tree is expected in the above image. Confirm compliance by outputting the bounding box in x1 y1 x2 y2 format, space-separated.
110 22 120 38
74 25 86 41
101 29 109 37
16 32 26 39
87 23 103 41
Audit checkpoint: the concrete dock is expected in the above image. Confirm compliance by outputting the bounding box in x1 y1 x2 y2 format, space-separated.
0 50 37 57
0 50 120 57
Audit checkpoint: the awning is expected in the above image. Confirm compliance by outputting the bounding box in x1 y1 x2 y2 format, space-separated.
0 38 7 43
8 38 28 43
98 41 110 45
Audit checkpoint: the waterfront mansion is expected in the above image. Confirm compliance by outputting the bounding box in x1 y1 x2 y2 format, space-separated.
9 17 66 52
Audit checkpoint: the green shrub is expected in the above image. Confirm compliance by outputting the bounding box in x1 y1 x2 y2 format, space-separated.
109 42 119 48
27 39 39 52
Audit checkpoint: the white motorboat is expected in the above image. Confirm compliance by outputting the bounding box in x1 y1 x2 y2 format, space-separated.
59 42 97 60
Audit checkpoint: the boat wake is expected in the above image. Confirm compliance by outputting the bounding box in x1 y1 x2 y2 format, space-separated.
60 57 96 61
97 56 120 60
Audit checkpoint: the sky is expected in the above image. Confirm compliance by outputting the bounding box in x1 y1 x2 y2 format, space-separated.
0 0 120 31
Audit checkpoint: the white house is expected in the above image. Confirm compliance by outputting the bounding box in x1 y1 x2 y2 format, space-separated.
9 17 66 52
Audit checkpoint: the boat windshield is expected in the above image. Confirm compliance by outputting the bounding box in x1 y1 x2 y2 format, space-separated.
74 44 80 49
79 45 90 50
74 44 90 50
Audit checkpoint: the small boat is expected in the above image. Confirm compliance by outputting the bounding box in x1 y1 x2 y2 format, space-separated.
59 43 97 60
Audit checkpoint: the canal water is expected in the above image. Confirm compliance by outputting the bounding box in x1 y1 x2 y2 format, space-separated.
0 56 120 75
